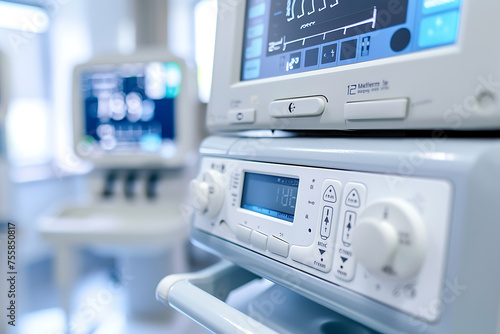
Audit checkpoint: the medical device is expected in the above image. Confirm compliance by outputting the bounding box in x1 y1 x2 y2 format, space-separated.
208 0 500 131
72 52 198 168
187 135 500 334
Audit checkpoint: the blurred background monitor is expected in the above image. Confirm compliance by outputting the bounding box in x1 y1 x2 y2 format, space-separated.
73 52 198 169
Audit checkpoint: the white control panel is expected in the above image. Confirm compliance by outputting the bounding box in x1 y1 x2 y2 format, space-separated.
191 157 452 322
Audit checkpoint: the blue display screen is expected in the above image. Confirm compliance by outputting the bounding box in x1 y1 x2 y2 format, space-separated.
242 0 462 80
241 172 299 223
78 62 182 157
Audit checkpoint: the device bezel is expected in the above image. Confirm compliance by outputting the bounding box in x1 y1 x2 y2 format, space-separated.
208 0 500 131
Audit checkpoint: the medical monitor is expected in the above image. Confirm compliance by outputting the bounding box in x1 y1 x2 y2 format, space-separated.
73 52 198 168
208 0 500 131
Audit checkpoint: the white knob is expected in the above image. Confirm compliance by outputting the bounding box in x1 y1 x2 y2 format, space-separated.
352 199 426 279
189 170 225 217
353 219 398 273
189 180 209 211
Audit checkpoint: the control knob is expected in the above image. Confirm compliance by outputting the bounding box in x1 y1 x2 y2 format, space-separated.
190 170 225 217
352 199 426 279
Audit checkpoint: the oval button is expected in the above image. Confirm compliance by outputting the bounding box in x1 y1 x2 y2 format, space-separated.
269 96 326 118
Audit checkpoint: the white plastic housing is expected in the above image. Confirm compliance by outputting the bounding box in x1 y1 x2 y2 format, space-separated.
192 155 452 322
189 135 500 334
207 0 500 131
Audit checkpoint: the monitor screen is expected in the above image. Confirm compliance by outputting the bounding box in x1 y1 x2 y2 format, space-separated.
77 62 182 158
241 0 462 80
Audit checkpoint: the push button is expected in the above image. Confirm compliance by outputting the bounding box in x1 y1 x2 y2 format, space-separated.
345 189 361 207
345 99 408 121
228 109 256 124
235 225 252 243
290 242 333 273
334 246 356 281
323 185 337 203
251 230 268 250
268 236 289 257
320 206 334 240
269 96 326 118
344 183 366 208
342 211 357 247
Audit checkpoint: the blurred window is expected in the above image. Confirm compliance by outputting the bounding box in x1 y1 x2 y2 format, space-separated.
194 0 217 103
0 1 53 171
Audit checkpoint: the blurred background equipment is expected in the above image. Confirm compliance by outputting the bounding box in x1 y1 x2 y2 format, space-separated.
39 50 199 331
0 0 218 333
71 53 197 169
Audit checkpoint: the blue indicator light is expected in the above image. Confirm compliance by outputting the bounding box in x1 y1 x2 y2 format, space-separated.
243 59 261 80
248 3 265 19
140 133 162 152
247 24 264 39
418 10 460 48
422 0 461 15
245 38 263 59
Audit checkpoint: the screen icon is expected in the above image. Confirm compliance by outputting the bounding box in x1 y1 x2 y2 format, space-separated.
321 43 338 64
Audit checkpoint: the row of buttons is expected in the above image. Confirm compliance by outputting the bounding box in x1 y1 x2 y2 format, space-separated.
235 224 289 258
289 179 343 273
228 97 408 125
324 183 362 209
288 180 366 279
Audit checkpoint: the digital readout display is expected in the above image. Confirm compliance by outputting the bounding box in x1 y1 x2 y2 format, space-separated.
241 172 299 223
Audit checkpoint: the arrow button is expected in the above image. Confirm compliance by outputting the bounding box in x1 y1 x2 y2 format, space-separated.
345 189 361 207
335 247 356 281
320 205 334 240
323 185 337 203
342 211 357 247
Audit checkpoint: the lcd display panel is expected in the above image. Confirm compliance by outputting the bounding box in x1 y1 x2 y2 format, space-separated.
78 62 182 157
241 0 462 80
241 172 299 222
